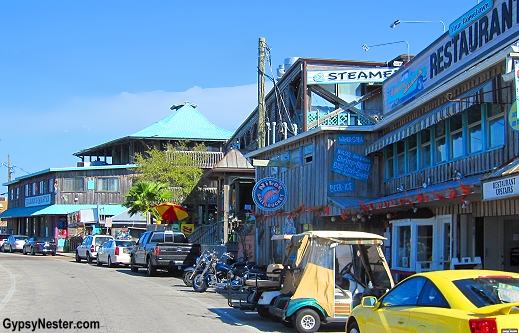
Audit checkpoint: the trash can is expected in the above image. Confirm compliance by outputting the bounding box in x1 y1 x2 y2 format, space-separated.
63 239 70 253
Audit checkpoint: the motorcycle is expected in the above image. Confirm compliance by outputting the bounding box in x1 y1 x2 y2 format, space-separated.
182 249 213 287
192 252 249 293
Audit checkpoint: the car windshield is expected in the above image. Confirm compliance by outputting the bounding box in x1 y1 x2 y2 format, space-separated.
453 276 519 307
95 237 112 246
115 240 135 247
14 236 27 240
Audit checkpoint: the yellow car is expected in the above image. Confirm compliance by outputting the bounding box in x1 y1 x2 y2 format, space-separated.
345 269 519 333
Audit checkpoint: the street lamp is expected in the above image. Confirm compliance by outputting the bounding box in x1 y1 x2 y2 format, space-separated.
390 19 446 33
362 40 410 62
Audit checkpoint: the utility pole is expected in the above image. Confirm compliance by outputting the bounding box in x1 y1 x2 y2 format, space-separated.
7 155 11 182
258 37 266 149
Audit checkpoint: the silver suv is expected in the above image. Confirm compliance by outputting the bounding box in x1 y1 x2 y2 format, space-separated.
75 234 114 264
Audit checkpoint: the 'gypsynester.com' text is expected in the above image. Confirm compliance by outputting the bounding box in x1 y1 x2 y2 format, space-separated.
3 318 100 332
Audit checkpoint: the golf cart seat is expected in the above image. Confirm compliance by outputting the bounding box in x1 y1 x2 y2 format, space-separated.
245 263 283 288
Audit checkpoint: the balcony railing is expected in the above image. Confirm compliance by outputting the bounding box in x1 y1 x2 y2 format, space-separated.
166 151 224 169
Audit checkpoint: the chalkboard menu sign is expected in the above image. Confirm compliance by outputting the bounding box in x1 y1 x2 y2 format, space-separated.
331 148 372 182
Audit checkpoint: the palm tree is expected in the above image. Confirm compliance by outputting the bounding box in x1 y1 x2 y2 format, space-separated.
123 181 173 224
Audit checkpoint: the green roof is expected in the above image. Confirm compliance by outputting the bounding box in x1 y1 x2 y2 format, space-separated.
129 102 232 140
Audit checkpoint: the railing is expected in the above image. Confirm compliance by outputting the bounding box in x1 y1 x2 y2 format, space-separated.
166 151 224 169
188 223 221 245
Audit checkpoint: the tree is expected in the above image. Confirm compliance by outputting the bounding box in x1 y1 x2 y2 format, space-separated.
132 142 207 205
123 180 173 223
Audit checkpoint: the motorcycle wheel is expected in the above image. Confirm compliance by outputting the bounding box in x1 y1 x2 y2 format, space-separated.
192 274 208 293
183 269 196 287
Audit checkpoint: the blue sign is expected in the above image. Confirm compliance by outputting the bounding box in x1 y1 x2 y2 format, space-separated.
328 181 355 194
253 177 287 211
338 134 364 145
449 0 492 37
386 66 427 109
331 148 372 182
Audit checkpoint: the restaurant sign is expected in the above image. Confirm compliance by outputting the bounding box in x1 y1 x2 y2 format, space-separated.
482 174 519 200
25 194 51 207
253 177 287 211
307 68 398 85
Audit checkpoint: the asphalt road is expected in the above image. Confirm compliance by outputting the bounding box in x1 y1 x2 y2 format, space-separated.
0 252 346 333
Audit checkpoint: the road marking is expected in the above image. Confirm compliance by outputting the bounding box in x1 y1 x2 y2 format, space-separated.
0 263 16 311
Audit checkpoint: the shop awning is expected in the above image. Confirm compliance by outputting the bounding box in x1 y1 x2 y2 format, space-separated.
366 84 485 155
328 175 482 213
0 206 50 218
0 204 127 218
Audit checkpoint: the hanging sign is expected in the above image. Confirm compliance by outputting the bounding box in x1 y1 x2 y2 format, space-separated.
252 177 287 211
331 148 372 182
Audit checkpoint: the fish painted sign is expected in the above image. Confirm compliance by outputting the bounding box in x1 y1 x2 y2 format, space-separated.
253 177 287 211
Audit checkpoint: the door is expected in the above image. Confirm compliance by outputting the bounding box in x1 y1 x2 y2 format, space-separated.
503 219 519 273
135 233 150 265
484 217 503 270
436 215 452 270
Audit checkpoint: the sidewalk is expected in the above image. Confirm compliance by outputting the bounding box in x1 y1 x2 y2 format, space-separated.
56 251 75 258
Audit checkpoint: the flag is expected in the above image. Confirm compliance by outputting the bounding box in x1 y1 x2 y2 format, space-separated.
448 187 457 199
360 202 370 212
458 180 471 195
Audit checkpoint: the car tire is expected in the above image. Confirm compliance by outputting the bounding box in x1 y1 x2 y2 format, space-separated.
347 321 360 333
75 252 82 262
30 247 35 255
96 257 102 266
1 245 5 253
51 252 56 256
146 258 156 277
130 257 138 272
87 254 93 264
294 308 321 333
108 256 114 268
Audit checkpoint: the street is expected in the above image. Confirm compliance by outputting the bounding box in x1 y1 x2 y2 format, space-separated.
0 252 345 333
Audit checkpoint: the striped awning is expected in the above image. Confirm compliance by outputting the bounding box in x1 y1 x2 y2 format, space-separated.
366 84 486 155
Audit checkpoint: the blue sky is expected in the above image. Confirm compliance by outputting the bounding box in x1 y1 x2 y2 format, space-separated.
0 0 480 193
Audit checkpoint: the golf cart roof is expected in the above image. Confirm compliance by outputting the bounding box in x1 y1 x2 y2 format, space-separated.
302 230 386 241
271 234 294 241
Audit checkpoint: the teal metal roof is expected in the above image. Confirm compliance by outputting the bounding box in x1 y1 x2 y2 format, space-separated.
0 204 127 218
130 102 232 140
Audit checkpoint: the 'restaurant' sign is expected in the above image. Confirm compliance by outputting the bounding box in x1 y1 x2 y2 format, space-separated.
482 175 519 200
252 177 287 211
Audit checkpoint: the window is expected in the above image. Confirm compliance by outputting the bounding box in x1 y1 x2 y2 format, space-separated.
303 144 313 164
467 105 482 153
417 225 433 269
396 225 411 268
381 277 426 307
48 179 54 194
62 178 84 192
15 188 19 199
434 122 446 163
396 141 406 175
450 113 463 159
420 129 431 169
290 147 301 167
487 104 504 148
32 183 37 196
10 189 14 201
39 181 45 195
386 145 394 179
408 135 417 173
97 178 119 192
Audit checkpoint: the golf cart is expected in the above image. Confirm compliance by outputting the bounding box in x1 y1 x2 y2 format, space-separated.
268 230 394 333
227 234 291 317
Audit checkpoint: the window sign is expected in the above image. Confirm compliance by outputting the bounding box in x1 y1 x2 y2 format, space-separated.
328 181 355 194
331 148 372 182
338 134 364 145
87 180 95 190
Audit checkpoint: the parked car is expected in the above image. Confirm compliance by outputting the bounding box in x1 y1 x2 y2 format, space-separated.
75 234 114 264
0 234 11 249
130 230 201 276
1 235 29 253
97 239 135 267
22 237 57 256
345 269 519 333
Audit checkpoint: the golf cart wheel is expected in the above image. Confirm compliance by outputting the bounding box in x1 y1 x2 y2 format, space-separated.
257 305 269 318
294 308 321 333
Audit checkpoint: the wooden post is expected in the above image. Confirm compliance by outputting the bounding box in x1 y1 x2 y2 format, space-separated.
223 184 230 243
